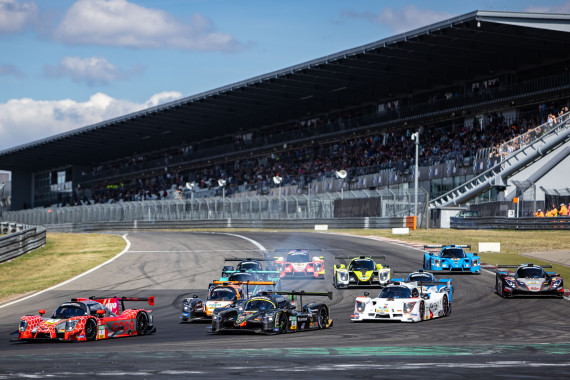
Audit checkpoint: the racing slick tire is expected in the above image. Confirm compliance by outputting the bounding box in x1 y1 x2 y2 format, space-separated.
85 318 97 341
317 306 329 329
136 311 150 336
442 294 450 316
419 301 425 321
496 278 506 298
277 312 289 334
333 274 339 289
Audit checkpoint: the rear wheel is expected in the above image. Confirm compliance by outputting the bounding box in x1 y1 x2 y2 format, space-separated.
85 319 97 341
136 311 149 336
317 306 329 329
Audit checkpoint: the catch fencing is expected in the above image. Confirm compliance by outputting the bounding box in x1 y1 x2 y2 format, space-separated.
2 190 427 228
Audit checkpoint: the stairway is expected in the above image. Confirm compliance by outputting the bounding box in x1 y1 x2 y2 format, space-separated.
429 117 570 209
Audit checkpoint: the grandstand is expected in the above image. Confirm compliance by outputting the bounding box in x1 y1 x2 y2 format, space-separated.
1 10 569 227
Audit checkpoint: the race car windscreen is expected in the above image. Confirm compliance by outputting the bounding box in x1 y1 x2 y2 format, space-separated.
378 286 412 299
408 273 435 282
228 273 257 282
209 287 238 301
349 259 375 271
441 248 466 258
237 261 261 271
287 252 310 263
51 305 87 319
516 267 545 278
245 299 276 311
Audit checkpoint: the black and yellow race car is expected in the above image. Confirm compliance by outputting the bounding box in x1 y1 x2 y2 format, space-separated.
333 256 391 288
209 290 333 334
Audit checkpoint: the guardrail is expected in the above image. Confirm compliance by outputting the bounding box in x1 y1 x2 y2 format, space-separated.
44 217 411 233
451 216 570 230
0 222 47 263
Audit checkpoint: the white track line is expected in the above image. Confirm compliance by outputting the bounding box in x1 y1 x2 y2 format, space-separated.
0 234 131 309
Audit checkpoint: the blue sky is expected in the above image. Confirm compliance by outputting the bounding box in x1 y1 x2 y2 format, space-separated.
1 0 569 155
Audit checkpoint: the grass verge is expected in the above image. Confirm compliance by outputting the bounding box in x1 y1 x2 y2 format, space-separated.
0 233 125 303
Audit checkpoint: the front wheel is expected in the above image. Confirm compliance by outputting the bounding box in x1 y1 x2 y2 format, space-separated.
277 312 289 334
136 311 149 336
442 294 450 316
85 319 97 341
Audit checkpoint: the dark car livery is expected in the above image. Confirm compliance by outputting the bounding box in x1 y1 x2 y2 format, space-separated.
495 263 564 298
210 291 333 334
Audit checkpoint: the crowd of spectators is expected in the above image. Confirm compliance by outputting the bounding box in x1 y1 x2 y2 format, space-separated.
62 103 568 207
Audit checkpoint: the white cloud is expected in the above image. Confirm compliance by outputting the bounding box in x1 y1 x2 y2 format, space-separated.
53 0 245 52
43 56 144 86
0 0 39 34
0 91 183 150
525 1 570 13
342 5 451 34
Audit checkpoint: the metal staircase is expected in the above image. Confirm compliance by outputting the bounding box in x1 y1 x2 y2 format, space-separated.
429 117 570 209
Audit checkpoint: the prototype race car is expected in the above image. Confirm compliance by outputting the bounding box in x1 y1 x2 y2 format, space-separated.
333 256 390 288
274 249 325 279
220 258 281 283
210 290 333 334
495 263 564 298
423 244 480 273
181 280 276 322
391 269 453 303
351 280 452 323
15 296 155 342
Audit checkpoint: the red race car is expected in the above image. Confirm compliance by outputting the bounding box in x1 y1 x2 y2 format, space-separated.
274 249 325 279
15 296 155 342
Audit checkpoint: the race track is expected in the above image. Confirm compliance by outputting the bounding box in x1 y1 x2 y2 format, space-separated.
1 231 569 379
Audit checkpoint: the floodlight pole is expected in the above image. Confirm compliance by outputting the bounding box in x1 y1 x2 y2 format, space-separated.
411 132 419 217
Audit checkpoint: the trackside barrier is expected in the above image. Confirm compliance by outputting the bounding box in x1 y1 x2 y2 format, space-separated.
0 222 46 263
451 216 570 230
43 217 410 233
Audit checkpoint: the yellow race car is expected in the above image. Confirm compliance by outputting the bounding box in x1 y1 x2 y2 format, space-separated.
333 256 390 288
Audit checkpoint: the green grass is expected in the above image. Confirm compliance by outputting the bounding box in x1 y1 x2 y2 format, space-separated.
0 233 125 303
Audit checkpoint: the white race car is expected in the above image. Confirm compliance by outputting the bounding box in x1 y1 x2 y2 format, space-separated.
351 280 451 323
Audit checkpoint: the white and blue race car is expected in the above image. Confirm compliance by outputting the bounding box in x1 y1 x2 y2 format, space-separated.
351 272 452 323
423 244 480 274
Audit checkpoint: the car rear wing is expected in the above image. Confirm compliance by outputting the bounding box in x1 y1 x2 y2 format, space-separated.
276 290 333 309
416 281 453 302
424 244 470 249
497 264 552 268
335 255 386 260
212 280 276 295
87 296 155 314
274 249 323 254
224 257 276 262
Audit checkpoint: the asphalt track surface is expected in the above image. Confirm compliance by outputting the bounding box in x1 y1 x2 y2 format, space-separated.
1 231 570 379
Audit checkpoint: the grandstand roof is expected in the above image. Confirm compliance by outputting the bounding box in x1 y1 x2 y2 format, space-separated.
1 10 570 171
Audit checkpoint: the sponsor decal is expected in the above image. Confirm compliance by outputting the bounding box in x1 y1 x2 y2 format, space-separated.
111 320 135 333
290 316 297 329
79 335 85 339
98 325 106 339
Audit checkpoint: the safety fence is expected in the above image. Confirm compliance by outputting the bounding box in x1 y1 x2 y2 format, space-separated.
450 216 570 230
43 217 414 233
2 190 428 228
0 222 46 263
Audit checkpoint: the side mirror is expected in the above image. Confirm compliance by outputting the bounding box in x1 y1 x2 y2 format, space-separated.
319 256 324 260
97 309 105 316
39 309 45 316
364 292 370 297
421 294 430 300
192 295 198 298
